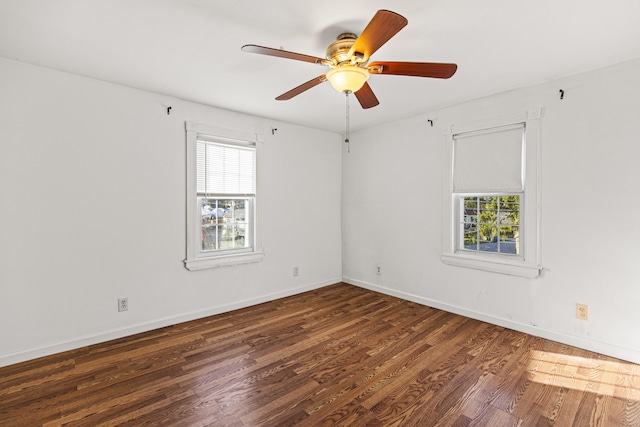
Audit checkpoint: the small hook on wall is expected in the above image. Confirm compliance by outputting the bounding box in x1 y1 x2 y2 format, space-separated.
271 127 278 135
166 106 172 115
427 119 434 127
559 89 564 100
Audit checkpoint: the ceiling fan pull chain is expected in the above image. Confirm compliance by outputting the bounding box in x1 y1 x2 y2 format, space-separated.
345 91 351 153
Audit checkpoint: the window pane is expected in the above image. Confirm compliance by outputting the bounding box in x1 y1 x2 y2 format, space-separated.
499 195 519 211
464 214 477 225
499 211 518 225
463 197 477 209
478 224 497 252
458 194 520 256
463 226 478 250
201 198 251 252
479 196 497 210
499 226 519 254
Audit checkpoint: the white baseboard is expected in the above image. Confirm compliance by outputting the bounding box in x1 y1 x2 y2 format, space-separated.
343 276 640 365
6 275 638 368
0 277 340 368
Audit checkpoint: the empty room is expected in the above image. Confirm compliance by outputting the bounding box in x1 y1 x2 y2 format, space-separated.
1 1 640 426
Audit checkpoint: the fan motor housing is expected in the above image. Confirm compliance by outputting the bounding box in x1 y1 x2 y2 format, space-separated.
326 33 361 64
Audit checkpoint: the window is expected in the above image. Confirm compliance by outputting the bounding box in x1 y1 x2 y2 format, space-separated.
185 122 264 270
198 137 254 254
442 109 541 278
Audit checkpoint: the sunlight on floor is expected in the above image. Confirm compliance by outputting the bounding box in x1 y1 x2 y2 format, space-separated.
527 350 640 402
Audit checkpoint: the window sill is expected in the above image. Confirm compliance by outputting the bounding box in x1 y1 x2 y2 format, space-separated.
184 251 265 271
441 253 540 278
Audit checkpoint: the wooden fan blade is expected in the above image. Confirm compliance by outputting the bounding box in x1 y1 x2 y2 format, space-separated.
348 10 408 61
276 75 327 100
354 82 379 109
368 61 457 79
241 44 327 65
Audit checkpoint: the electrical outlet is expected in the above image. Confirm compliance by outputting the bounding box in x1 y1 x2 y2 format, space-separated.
376 265 382 275
293 266 299 277
118 297 128 312
576 303 588 320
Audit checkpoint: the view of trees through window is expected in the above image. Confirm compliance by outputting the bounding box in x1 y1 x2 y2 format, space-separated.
200 198 249 252
461 195 520 255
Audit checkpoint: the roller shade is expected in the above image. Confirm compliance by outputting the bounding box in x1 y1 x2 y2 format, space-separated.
196 137 256 195
452 124 524 193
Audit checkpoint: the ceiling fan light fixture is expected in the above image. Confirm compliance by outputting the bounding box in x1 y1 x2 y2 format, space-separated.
326 66 369 93
242 10 456 108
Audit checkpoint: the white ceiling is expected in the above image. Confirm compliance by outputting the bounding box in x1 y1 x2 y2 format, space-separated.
2 0 640 134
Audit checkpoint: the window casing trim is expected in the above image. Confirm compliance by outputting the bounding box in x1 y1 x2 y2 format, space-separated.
184 121 264 270
442 109 542 278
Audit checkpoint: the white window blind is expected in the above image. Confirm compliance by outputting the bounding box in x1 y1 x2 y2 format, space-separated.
197 137 256 195
452 124 524 193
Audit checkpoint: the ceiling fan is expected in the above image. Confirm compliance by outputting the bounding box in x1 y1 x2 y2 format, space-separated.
241 9 457 109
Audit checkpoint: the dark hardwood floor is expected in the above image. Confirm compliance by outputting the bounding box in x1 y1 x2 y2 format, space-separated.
1 283 639 426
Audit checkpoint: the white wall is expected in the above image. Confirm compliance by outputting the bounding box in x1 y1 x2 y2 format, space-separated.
343 58 640 364
4 55 640 368
0 58 343 367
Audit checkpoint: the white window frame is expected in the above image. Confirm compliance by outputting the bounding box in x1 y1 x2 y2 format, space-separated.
184 121 264 271
441 109 542 278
